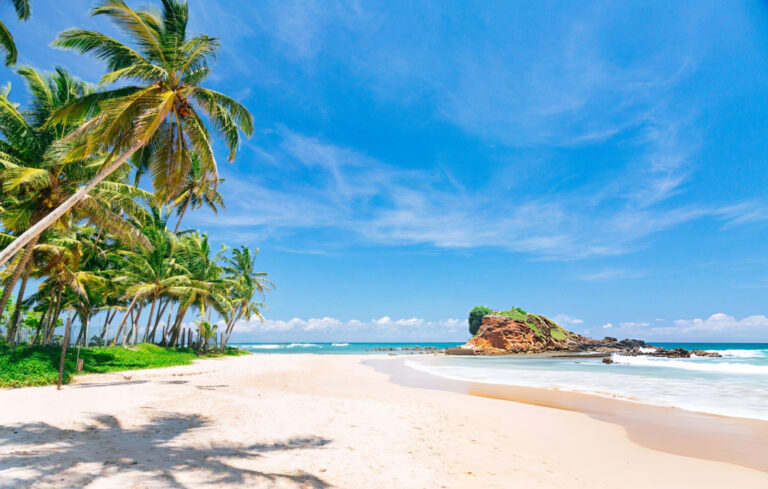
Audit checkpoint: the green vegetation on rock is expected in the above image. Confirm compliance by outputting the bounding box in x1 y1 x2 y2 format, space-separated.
0 344 247 388
468 305 574 340
469 305 494 335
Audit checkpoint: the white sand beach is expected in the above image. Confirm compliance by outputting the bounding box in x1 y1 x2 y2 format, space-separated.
1 354 766 489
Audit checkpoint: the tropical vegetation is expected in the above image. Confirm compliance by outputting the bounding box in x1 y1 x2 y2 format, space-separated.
0 0 270 387
0 0 31 66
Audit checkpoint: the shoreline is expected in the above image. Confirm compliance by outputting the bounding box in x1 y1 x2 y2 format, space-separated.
368 356 768 473
1 353 766 488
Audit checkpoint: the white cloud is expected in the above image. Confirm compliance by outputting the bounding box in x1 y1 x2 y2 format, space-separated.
671 313 768 334
232 315 467 342
553 314 584 325
648 313 768 341
192 129 768 261
619 321 650 327
602 323 614 329
577 268 645 281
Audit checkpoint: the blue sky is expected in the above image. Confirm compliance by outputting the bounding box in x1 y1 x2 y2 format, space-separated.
4 0 768 342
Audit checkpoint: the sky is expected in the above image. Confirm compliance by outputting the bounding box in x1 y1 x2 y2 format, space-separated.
3 0 768 342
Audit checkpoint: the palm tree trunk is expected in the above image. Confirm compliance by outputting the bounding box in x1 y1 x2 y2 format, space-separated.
36 289 56 345
6 258 32 345
45 287 63 346
113 295 138 346
31 305 48 346
168 303 189 346
131 301 144 345
99 309 112 344
0 140 146 267
0 235 38 322
222 309 243 350
75 318 85 346
126 302 142 346
148 298 170 343
142 295 157 343
162 305 174 346
173 196 191 233
82 314 90 347
57 308 74 391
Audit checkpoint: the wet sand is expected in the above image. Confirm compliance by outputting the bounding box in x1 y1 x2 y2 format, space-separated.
369 356 768 472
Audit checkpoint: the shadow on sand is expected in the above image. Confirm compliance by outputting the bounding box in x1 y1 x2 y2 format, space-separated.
0 412 331 488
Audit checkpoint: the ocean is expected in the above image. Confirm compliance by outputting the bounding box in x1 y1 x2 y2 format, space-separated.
234 341 768 420
232 342 461 354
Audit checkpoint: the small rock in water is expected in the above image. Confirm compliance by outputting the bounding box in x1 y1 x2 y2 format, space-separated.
602 357 613 364
691 349 722 357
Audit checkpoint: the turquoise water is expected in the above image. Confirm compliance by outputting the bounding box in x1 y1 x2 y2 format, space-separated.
233 341 768 419
404 342 768 420
232 342 462 354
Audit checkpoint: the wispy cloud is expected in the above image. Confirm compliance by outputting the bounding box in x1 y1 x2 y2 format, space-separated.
576 268 645 281
190 127 768 260
619 321 650 328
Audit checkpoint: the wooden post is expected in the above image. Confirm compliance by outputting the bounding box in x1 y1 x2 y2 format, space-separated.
57 308 74 391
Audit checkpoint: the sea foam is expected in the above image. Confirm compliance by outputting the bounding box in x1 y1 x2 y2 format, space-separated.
609 354 768 375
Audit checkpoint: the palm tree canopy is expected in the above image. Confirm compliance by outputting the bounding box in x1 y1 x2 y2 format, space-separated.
0 66 148 247
0 0 31 65
51 0 254 202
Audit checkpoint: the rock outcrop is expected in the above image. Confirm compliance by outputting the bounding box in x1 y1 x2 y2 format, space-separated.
455 314 587 354
447 314 722 358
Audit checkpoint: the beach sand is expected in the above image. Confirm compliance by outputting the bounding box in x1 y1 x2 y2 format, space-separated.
1 354 766 488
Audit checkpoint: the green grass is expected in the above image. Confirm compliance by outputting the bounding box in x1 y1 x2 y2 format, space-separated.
497 308 528 322
0 343 248 388
550 326 568 340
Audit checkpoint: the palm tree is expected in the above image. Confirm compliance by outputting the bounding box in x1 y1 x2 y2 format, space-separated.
0 0 254 267
166 232 228 346
0 0 31 65
171 153 224 233
220 246 271 349
111 207 192 344
33 231 102 345
0 67 147 326
195 319 215 353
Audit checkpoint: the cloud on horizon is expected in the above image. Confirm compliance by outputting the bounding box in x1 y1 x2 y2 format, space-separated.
230 315 466 342
583 313 768 342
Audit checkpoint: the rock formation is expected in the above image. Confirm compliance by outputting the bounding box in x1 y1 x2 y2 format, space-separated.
446 314 721 358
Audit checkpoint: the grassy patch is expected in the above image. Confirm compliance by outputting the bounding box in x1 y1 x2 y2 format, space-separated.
525 321 545 338
497 308 528 322
0 343 247 388
550 326 568 340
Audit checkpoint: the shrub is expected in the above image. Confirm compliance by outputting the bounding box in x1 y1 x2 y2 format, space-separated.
468 305 493 335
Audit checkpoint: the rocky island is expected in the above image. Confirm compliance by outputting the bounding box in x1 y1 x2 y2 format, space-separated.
447 306 720 359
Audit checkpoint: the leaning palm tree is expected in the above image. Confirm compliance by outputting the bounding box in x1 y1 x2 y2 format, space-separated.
0 0 31 65
0 0 253 267
0 67 149 327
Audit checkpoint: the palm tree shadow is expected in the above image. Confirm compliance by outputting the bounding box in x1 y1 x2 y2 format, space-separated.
0 412 331 488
